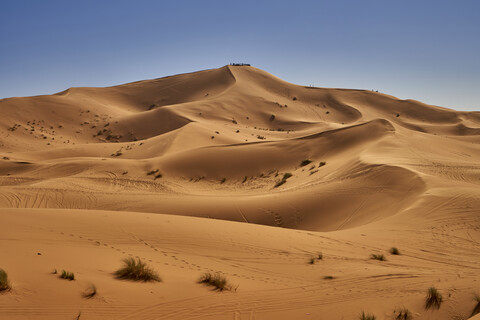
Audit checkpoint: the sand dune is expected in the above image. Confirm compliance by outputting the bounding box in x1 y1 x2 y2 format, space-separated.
1 65 479 319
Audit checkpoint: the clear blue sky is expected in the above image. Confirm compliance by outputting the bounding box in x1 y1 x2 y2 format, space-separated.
1 0 479 111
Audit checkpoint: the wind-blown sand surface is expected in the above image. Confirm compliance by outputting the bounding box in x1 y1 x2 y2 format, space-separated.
0 65 479 319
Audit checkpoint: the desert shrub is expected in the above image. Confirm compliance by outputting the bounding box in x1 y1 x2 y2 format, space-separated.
154 173 162 180
0 269 11 291
198 272 231 291
425 286 442 310
319 161 326 167
82 283 97 299
274 173 293 188
317 253 323 260
390 247 400 255
308 257 316 265
60 270 75 280
283 173 293 180
470 294 480 317
359 311 376 320
220 178 226 184
300 159 312 167
394 307 412 320
323 275 334 280
274 180 287 188
114 258 161 282
370 254 386 261
147 169 159 176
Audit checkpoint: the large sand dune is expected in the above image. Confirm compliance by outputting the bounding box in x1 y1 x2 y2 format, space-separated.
1 65 479 319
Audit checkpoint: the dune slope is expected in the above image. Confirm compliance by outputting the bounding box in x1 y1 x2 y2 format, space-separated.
1 65 479 319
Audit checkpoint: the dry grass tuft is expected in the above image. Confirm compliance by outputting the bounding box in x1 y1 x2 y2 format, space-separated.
114 258 161 282
394 307 412 320
82 283 97 299
359 311 376 320
60 270 75 281
390 247 400 255
370 253 386 261
425 286 442 310
198 272 232 291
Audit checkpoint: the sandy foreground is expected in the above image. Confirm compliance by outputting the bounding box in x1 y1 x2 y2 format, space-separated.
0 65 479 319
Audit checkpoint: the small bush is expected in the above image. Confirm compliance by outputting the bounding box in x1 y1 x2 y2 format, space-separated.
390 247 400 255
300 159 312 167
198 272 231 291
308 257 316 265
114 258 161 282
283 173 293 180
0 269 11 291
323 275 334 280
60 270 75 281
370 254 386 261
220 178 226 184
319 161 326 167
359 311 376 320
147 169 159 176
317 253 323 260
154 173 163 180
394 307 412 320
274 179 287 188
274 173 293 188
82 283 97 299
425 286 442 310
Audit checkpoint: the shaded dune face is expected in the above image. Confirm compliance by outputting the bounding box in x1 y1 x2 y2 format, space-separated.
0 65 479 231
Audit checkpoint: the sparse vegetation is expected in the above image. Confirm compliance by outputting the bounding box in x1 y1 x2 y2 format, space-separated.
60 270 75 281
425 286 442 310
308 253 323 264
198 272 232 291
323 275 334 280
147 169 159 176
283 172 293 180
300 159 312 167
82 283 97 299
274 172 293 188
114 258 161 282
370 254 386 261
220 178 226 184
242 176 248 183
359 311 376 320
0 268 11 291
154 173 162 180
471 294 480 317
270 114 275 121
394 307 412 320
390 247 400 255
319 161 326 167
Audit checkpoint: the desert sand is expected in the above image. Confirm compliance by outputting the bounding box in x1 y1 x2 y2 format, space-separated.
0 65 479 319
